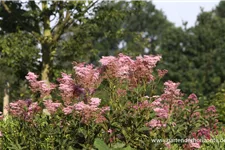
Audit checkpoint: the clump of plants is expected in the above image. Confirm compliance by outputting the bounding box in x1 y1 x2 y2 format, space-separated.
0 53 220 149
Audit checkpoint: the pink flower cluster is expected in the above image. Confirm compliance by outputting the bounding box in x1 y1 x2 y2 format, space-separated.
8 100 41 121
183 128 212 149
157 69 168 78
62 97 109 124
74 63 101 93
99 53 163 87
99 54 131 79
43 100 61 114
57 73 84 105
24 71 109 124
26 72 56 97
145 119 166 129
146 81 182 129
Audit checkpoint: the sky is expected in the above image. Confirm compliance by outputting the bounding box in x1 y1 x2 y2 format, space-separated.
152 0 220 28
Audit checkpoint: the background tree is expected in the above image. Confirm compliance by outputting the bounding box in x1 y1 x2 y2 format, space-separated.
0 1 173 109
159 6 225 109
0 32 40 111
0 0 100 81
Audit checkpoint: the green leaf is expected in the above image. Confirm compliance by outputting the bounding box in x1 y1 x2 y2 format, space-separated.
123 145 135 150
68 146 74 150
112 143 125 148
137 127 149 132
94 138 110 150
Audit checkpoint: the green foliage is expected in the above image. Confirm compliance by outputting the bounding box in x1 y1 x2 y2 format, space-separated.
200 130 225 149
0 113 102 149
0 32 40 105
158 7 225 104
94 138 134 150
210 83 225 123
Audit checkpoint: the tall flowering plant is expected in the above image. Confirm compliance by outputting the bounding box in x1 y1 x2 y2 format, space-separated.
0 53 220 150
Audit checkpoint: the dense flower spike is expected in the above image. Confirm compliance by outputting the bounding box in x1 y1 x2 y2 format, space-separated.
74 63 101 93
61 97 110 124
44 100 61 114
26 72 56 97
58 73 77 104
99 53 162 87
146 119 166 129
8 100 41 121
99 56 117 66
99 54 133 79
25 72 40 92
157 69 168 78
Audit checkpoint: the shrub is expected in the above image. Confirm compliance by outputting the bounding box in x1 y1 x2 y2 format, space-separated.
0 53 219 149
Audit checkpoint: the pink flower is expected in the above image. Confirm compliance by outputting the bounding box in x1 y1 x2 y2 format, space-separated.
99 56 117 66
90 98 101 107
157 69 168 78
63 106 74 115
136 55 161 69
165 142 171 149
152 97 162 106
146 119 166 129
101 106 110 113
71 97 109 124
206 105 216 113
191 112 201 119
188 93 197 100
25 72 56 97
0 131 3 137
38 81 56 97
74 63 101 92
147 119 158 127
107 129 113 134
164 81 180 95
189 142 201 149
188 93 199 104
100 54 133 79
153 107 169 118
74 102 86 111
8 100 41 121
177 100 184 105
118 53 134 64
44 100 61 114
25 72 38 81
25 72 40 92
197 128 211 139
58 73 76 104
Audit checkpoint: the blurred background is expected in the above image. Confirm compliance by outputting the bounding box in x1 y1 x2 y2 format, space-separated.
1 0 225 122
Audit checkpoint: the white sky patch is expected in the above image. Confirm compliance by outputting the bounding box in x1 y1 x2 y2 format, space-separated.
153 0 219 28
118 40 127 49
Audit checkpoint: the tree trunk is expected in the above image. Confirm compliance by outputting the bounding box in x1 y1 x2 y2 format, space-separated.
41 42 51 82
3 82 9 117
41 1 52 82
